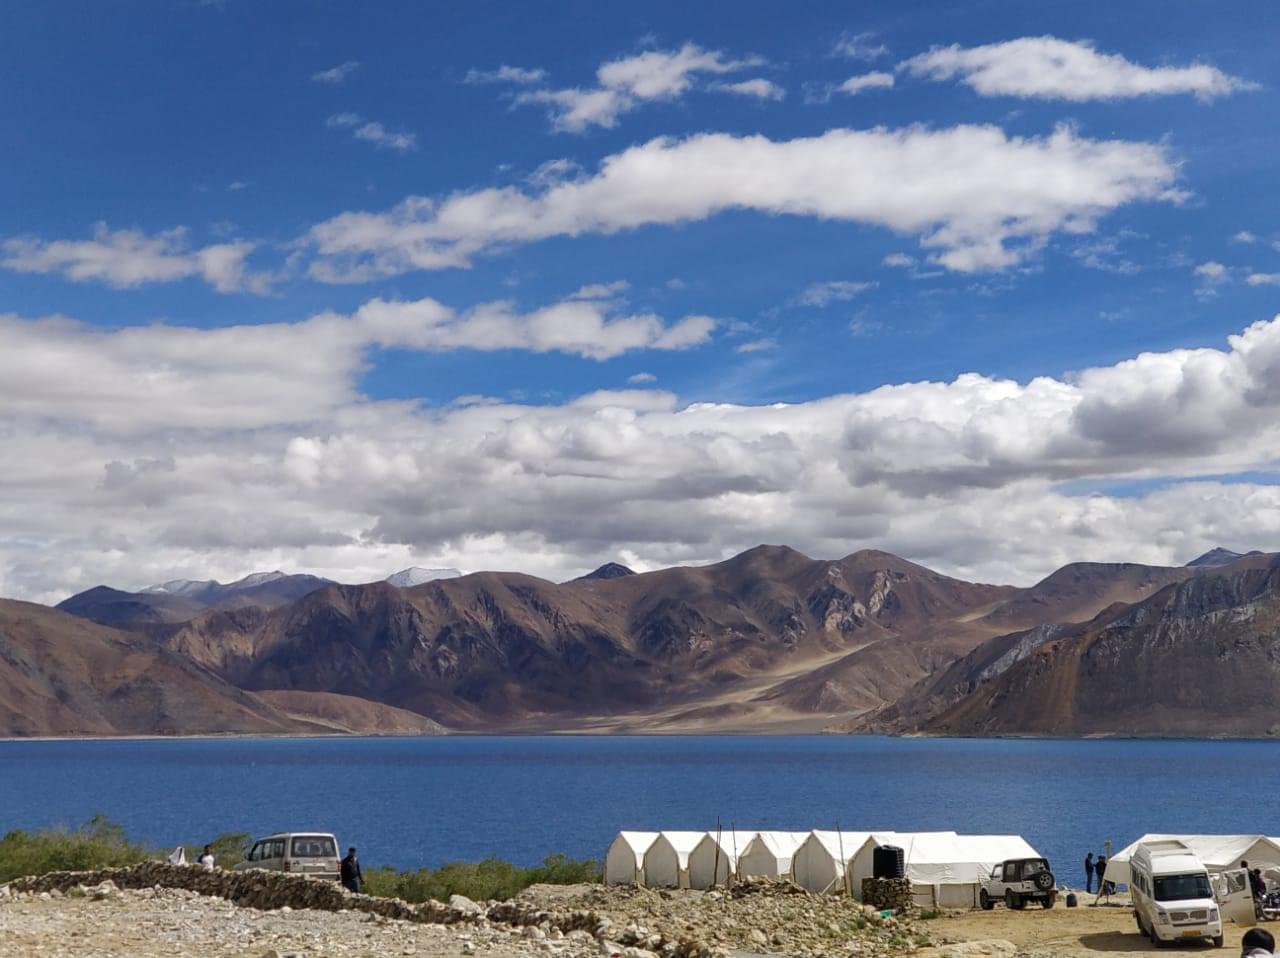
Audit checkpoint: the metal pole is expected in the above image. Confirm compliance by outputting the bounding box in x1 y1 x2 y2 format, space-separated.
714 817 722 890
731 823 738 888
837 822 848 897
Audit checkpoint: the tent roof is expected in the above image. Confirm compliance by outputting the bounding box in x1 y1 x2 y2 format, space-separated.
803 830 877 865
1108 834 1280 884
655 831 708 858
746 832 810 857
693 832 741 861
611 831 659 854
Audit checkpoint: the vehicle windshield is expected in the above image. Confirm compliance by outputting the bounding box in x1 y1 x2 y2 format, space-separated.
290 836 337 858
1154 872 1212 902
1023 859 1049 875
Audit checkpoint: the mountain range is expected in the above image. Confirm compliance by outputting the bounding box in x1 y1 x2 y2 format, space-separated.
3 546 1277 738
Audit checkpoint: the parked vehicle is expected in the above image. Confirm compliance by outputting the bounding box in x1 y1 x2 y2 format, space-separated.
979 857 1057 910
1129 840 1223 948
233 832 341 880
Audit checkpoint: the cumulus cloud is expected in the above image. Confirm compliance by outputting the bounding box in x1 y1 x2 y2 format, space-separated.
1 223 271 293
304 124 1178 280
326 112 417 152
1232 231 1258 244
901 36 1255 101
1248 273 1280 286
736 338 778 353
8 314 1280 602
627 372 657 384
797 280 876 306
839 72 895 95
714 78 785 100
506 43 762 131
311 60 360 84
0 296 714 433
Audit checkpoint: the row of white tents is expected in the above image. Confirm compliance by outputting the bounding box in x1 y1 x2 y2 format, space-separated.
606 830 1041 908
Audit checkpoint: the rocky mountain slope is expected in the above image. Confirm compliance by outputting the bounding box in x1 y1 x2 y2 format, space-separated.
21 544 1280 737
859 553 1280 738
0 599 320 736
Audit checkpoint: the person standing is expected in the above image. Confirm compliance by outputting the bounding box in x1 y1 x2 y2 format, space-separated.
1095 855 1108 899
1085 852 1095 894
197 845 215 870
340 847 363 894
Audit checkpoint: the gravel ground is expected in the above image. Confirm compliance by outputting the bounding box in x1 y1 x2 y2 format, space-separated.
0 885 599 958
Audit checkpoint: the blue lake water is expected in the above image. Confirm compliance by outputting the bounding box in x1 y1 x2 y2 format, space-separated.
2 736 1276 880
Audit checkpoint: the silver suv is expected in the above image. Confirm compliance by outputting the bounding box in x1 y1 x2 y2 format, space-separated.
980 857 1057 910
234 832 341 880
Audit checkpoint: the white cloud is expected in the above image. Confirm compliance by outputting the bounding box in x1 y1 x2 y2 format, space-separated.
326 112 416 152
464 65 546 85
714 78 785 101
627 372 657 384
833 32 888 61
736 338 778 353
509 43 762 131
305 124 1179 280
311 61 360 84
1 223 271 294
9 314 1280 602
1195 261 1228 280
568 280 630 300
901 36 1255 101
839 72 895 95
883 253 915 268
797 280 877 306
1232 231 1258 244
226 180 248 192
1247 273 1280 286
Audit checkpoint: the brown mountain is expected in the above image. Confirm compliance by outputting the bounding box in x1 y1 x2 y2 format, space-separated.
862 554 1280 738
150 545 1020 731
0 599 314 737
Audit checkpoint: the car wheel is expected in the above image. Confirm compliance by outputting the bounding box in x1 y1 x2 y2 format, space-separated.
980 890 994 911
1042 893 1055 909
1212 936 1224 948
1005 890 1017 910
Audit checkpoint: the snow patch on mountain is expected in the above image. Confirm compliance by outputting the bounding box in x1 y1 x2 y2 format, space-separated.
385 567 463 588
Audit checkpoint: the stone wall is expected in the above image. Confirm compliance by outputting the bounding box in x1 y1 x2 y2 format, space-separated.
4 863 720 958
861 877 914 913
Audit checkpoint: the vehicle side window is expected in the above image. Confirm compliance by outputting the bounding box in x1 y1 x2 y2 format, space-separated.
1003 862 1017 882
247 842 261 862
271 839 285 859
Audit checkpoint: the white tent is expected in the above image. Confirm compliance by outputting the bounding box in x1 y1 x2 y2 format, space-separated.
792 831 878 894
688 832 744 889
901 833 1039 908
738 831 809 880
605 831 658 885
1106 835 1280 888
643 832 706 889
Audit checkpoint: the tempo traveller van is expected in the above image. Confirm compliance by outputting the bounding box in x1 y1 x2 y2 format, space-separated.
1130 840 1223 948
233 832 341 880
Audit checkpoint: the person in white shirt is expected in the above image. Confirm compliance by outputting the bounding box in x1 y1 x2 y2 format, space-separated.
197 845 215 870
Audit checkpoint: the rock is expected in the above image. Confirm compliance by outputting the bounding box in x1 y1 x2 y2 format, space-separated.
462 944 476 955
749 929 768 946
526 925 548 940
449 894 484 916
600 939 626 957
623 948 659 958
926 940 1018 958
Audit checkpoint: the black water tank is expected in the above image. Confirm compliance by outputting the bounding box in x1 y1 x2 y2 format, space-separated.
873 845 905 879
1066 892 1078 908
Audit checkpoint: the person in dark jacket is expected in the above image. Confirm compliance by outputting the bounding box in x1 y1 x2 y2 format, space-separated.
1085 853 1095 893
1095 856 1108 898
340 847 363 893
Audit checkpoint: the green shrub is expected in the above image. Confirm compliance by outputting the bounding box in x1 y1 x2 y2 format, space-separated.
362 854 601 903
0 819 599 903
0 816 149 883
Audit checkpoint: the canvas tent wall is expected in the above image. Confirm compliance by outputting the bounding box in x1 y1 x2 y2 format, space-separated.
738 832 809 881
1106 835 1280 888
643 832 706 889
688 832 744 889
792 831 878 895
901 833 1038 908
605 831 658 885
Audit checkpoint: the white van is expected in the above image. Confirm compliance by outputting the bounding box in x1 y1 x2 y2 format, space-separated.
233 832 342 881
1130 840 1223 948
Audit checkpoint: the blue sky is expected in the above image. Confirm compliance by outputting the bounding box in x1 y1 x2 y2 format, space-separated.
3 0 1280 599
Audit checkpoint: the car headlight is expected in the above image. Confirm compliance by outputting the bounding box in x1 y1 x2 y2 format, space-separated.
1156 911 1171 925
1209 909 1219 922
